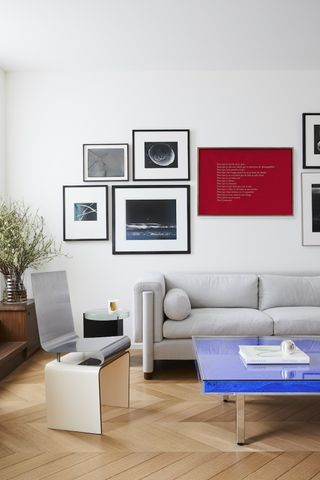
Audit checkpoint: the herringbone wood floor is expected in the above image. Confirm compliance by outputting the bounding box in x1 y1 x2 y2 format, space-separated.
1 351 320 478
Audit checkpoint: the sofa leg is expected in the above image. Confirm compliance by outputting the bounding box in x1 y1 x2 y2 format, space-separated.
144 372 153 380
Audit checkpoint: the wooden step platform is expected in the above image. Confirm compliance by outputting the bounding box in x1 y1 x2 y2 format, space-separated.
0 341 27 380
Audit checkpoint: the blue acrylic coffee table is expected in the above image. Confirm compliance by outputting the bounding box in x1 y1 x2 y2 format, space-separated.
192 336 320 445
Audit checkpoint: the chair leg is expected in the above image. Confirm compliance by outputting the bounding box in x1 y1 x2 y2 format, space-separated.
99 351 130 408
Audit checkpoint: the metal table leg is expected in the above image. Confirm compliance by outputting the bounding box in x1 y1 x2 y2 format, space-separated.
236 395 245 445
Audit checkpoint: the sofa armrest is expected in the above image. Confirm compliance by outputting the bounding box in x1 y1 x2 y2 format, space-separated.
133 272 166 343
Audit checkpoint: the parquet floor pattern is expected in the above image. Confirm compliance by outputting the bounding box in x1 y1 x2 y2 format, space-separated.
1 351 320 478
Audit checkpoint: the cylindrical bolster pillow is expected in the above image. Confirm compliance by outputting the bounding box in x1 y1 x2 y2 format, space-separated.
164 288 191 320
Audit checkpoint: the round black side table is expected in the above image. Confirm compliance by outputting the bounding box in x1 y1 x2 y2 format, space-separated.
83 309 129 337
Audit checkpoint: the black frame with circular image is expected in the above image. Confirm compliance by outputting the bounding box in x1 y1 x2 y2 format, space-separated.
133 129 190 181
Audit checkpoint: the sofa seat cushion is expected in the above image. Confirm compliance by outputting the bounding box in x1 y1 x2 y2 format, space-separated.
163 308 273 339
265 306 320 335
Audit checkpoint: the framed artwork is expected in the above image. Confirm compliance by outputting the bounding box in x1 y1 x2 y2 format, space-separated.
83 144 129 181
63 185 108 241
133 129 190 180
303 113 320 168
112 185 190 254
198 147 293 215
301 173 320 245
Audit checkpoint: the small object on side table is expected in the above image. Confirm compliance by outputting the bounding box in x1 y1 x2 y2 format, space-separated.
83 308 129 338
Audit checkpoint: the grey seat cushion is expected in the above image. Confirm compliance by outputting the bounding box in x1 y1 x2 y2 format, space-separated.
265 306 320 335
163 308 273 339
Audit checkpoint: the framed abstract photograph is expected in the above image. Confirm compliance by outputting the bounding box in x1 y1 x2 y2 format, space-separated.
63 185 108 241
133 129 190 180
198 147 293 215
302 173 320 245
303 113 320 168
83 144 129 181
112 185 190 254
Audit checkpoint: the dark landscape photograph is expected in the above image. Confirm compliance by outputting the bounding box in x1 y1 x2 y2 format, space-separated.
126 199 176 240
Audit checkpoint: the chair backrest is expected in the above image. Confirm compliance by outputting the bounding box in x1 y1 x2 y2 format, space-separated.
31 271 76 349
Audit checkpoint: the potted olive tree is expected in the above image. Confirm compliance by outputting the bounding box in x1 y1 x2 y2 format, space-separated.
0 200 60 303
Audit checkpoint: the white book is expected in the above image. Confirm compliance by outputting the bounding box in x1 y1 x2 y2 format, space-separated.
239 345 310 365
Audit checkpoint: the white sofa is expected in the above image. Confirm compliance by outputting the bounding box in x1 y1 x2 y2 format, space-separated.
134 273 320 378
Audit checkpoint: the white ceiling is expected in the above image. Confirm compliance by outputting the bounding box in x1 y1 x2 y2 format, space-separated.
0 0 320 72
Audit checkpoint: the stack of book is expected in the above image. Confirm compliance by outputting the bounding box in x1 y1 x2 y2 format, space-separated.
239 345 310 365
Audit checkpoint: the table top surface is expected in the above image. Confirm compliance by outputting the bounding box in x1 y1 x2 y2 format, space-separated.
84 309 130 321
193 336 320 384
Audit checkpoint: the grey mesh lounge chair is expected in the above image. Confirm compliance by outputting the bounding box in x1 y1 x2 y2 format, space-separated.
31 271 131 434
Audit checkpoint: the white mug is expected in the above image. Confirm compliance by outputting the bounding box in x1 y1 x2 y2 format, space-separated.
281 339 296 355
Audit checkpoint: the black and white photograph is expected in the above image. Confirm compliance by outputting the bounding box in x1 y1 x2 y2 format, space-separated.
112 185 190 254
63 185 108 241
83 144 129 181
126 199 177 240
314 126 320 155
144 142 178 169
312 184 320 232
303 113 320 168
302 174 320 245
133 130 190 180
74 203 97 221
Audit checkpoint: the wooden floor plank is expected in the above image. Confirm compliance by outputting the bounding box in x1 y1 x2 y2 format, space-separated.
1 351 320 478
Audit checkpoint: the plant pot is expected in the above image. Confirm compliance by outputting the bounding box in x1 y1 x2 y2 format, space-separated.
2 274 27 303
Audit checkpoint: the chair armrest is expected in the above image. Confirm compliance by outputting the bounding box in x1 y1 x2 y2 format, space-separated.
133 272 166 343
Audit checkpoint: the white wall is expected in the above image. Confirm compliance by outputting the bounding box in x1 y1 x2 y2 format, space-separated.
5 70 320 340
0 69 5 196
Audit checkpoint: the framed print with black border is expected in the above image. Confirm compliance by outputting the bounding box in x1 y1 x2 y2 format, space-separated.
303 113 320 168
133 129 190 180
83 144 129 181
112 185 190 254
63 185 108 241
302 173 320 245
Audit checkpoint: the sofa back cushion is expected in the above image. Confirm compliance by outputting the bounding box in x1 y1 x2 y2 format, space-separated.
259 275 320 310
165 273 258 308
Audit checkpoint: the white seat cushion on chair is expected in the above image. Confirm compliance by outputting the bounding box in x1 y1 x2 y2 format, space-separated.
265 306 320 335
163 308 273 339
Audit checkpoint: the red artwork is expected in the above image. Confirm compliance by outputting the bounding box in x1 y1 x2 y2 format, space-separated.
198 148 292 215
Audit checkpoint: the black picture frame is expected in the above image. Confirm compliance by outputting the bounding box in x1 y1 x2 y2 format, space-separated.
112 185 190 254
63 185 108 241
133 129 190 181
83 143 129 181
303 113 320 169
301 173 320 245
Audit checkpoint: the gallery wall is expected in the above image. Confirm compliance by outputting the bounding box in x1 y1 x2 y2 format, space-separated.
5 70 320 341
0 69 5 196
